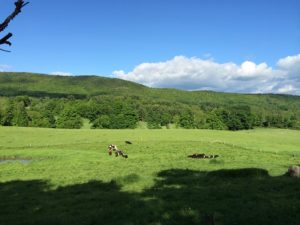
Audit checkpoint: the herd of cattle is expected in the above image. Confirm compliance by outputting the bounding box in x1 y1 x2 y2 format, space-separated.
108 143 220 160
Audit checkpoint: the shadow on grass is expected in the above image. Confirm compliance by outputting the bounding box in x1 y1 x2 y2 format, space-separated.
1 168 300 225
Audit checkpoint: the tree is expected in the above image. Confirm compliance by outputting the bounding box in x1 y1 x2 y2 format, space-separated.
179 111 194 128
1 99 14 126
56 107 82 129
192 108 206 129
12 101 29 127
205 111 227 130
172 114 181 128
28 111 53 128
110 113 138 129
146 107 162 129
92 115 111 129
0 0 29 52
217 106 254 131
0 106 3 125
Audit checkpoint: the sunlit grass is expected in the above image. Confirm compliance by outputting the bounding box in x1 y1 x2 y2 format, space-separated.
1 127 300 225
0 127 299 191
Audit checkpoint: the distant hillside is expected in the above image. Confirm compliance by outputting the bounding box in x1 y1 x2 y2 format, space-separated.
1 72 300 106
0 72 146 98
0 72 300 130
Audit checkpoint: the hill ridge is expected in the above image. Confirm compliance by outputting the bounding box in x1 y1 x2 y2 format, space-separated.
1 72 299 99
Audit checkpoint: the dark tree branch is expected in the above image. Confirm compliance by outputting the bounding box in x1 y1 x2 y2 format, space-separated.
0 0 29 51
0 48 11 52
0 0 29 33
0 33 13 46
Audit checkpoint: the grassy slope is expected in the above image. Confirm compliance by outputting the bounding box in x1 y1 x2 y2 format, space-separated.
1 127 300 225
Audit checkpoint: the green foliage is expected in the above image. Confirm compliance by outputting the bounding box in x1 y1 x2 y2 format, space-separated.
205 112 227 130
192 109 206 128
179 111 194 128
147 121 162 129
1 99 14 126
145 106 163 129
110 113 137 129
56 107 82 129
89 98 138 129
171 114 180 128
27 99 56 128
218 106 254 131
0 72 300 130
92 115 111 128
0 72 145 98
27 111 54 128
12 101 29 127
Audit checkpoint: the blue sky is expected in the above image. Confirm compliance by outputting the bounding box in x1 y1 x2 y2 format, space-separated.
0 0 300 94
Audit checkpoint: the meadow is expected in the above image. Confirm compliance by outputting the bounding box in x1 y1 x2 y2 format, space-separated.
0 127 300 225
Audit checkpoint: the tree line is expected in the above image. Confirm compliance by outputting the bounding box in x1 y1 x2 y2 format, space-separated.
0 95 299 130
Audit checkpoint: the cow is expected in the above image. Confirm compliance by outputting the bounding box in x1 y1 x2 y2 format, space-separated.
108 144 128 158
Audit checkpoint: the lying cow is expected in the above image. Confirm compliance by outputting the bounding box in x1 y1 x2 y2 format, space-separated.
188 153 219 159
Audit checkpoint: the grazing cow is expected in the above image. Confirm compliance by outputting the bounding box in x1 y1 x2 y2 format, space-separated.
115 149 128 158
108 144 128 158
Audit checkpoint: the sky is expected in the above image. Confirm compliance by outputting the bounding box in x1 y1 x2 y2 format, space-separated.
0 0 300 94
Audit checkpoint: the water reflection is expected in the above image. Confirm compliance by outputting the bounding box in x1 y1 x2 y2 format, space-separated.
0 159 32 164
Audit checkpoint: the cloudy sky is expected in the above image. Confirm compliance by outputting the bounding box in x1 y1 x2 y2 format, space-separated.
0 0 299 95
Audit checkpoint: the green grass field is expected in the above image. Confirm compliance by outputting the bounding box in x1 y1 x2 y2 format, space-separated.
0 127 300 225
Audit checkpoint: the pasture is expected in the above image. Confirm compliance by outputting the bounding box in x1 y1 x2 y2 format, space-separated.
0 127 300 225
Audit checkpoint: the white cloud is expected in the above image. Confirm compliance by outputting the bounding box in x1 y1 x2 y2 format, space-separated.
277 54 300 69
114 54 300 95
50 71 73 76
0 64 12 72
277 54 300 80
112 70 126 77
277 85 296 94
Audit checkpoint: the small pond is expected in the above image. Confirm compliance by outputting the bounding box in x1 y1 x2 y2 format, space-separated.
0 159 32 164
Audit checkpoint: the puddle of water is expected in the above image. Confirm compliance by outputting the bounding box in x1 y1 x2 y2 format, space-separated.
0 159 32 164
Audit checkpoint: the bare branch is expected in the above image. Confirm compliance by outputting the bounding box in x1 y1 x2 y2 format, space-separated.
0 0 29 51
0 48 11 52
0 33 13 46
0 0 29 33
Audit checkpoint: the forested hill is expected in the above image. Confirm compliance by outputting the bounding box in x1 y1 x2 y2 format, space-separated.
0 72 146 98
1 72 300 104
0 72 300 130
